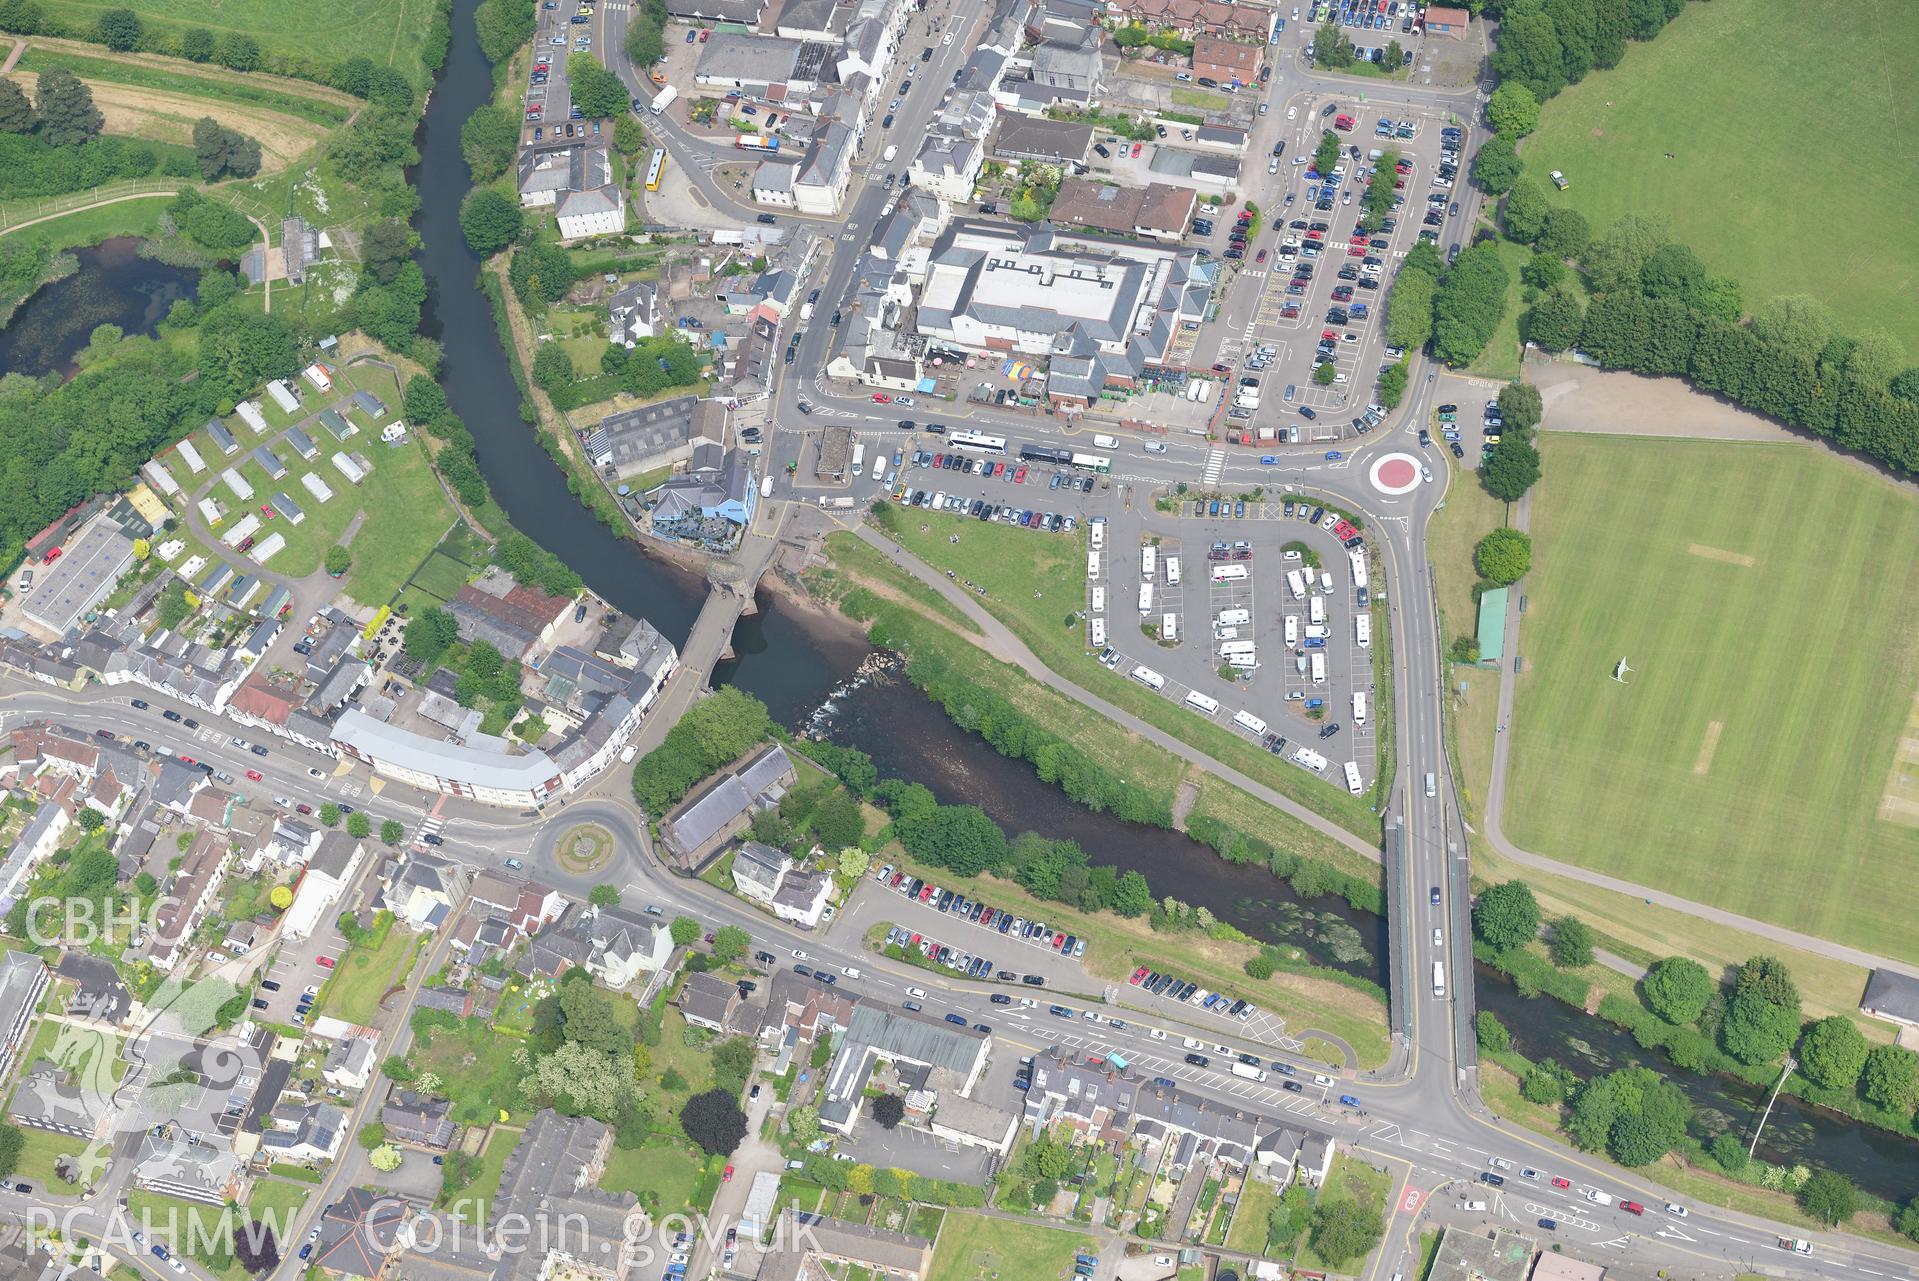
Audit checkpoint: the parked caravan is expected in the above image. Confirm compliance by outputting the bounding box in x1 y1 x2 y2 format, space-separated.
1233 710 1268 736
1132 665 1166 690
1184 690 1219 716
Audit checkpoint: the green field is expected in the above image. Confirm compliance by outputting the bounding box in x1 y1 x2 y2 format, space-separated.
14 48 354 125
56 0 438 84
1506 436 1919 960
1524 0 1919 352
318 921 421 1024
926 1214 1092 1281
1293 1154 1392 1274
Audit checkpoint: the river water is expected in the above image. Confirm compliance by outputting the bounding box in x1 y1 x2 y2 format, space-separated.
1475 964 1919 1203
411 0 1912 1197
0 237 198 379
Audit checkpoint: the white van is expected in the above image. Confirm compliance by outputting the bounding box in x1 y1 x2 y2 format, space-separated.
1132 664 1166 690
1233 710 1268 736
1303 624 1329 640
1432 962 1446 997
1355 614 1372 648
1162 612 1179 642
1351 691 1367 725
1091 586 1106 614
1344 761 1363 795
1165 556 1182 587
1184 690 1220 716
1214 626 1239 641
1093 433 1119 449
1424 771 1437 798
1319 571 1335 593
883 144 898 162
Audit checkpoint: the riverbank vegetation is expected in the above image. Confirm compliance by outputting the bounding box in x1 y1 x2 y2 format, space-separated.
866 506 1383 842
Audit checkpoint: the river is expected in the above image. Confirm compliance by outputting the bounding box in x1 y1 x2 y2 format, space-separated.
0 237 197 379
1475 964 1919 1203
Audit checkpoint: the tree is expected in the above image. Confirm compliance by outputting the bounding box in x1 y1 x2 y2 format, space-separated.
34 67 103 147
1521 251 1564 291
836 847 869 880
1308 1198 1382 1267
346 812 372 839
1486 81 1541 137
589 884 621 908
1481 437 1542 502
1312 128 1341 175
1844 329 1906 388
1472 880 1540 952
1113 869 1152 917
1475 1011 1510 1053
181 27 216 62
1898 1197 1919 1244
75 806 106 833
1863 1044 1919 1112
1641 956 1713 1025
269 885 293 910
1798 1016 1869 1091
531 342 574 393
670 915 700 948
0 78 31 134
1311 20 1353 69
894 804 1007 877
680 1089 747 1156
369 1144 402 1171
325 546 352 577
357 1122 387 1150
460 104 520 182
1502 178 1550 245
1582 215 1669 296
95 7 142 50
870 1094 905 1129
318 803 341 827
403 607 460 665
1548 915 1594 968
1432 241 1513 366
786 1104 820 1149
1496 381 1545 434
613 114 646 157
1489 6 1565 100
567 53 629 120
1473 528 1532 585
1471 133 1523 195
379 819 404 845
216 32 260 70
1605 1113 1668 1167
1798 1169 1857 1227
1736 955 1801 1013
1524 286 1585 351
711 925 749 963
1719 987 1800 1065
191 116 260 180
1521 1060 1570 1104
234 1223 279 1275
809 789 866 850
460 187 523 256
624 9 664 71
360 219 412 285
1385 264 1437 351
1536 207 1591 259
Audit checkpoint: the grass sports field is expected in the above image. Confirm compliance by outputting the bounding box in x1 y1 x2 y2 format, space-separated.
56 0 437 84
1506 435 1919 960
1524 0 1919 352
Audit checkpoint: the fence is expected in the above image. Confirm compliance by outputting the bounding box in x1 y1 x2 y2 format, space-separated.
0 180 281 237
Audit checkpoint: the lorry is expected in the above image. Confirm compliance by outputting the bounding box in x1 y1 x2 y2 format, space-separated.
650 84 678 114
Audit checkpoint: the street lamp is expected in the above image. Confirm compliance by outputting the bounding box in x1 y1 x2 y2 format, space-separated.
1747 1054 1797 1160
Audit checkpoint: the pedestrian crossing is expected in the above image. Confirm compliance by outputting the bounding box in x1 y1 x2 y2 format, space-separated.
414 812 446 848
1202 449 1225 486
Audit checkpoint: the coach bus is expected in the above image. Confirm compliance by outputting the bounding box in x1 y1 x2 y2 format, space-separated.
1019 444 1073 465
645 148 667 192
1069 452 1112 474
947 431 1007 454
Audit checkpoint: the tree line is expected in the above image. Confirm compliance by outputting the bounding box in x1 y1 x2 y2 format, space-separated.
0 67 197 197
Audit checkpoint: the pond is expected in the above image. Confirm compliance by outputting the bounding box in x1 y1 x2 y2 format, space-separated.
0 237 197 380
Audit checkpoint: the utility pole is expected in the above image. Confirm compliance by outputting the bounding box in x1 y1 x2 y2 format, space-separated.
1748 1054 1797 1160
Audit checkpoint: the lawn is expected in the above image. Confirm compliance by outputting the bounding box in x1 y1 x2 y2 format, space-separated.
409 1015 529 1126
1463 237 1528 381
245 1178 311 1233
445 1125 520 1222
3 195 170 254
859 513 1382 839
318 920 422 1025
55 0 441 86
1427 465 1508 828
598 1135 711 1218
125 1191 254 1281
1293 1154 1392 1274
1523 0 1919 352
11 1125 89 1191
1506 435 1919 960
926 1213 1092 1281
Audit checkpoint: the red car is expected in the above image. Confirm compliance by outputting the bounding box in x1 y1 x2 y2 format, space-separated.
722 1165 735 1182
245 769 264 781
1013 465 1027 483
1255 249 1267 263
1129 966 1149 985
316 955 336 969
177 754 197 766
1130 142 1142 158
872 392 892 403
1550 1177 1571 1190
42 547 62 563
1620 1201 1644 1216
1304 229 1323 241
260 504 276 518
1347 244 1366 256
295 802 314 814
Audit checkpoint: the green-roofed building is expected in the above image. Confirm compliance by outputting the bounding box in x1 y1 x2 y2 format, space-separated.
1476 586 1508 666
